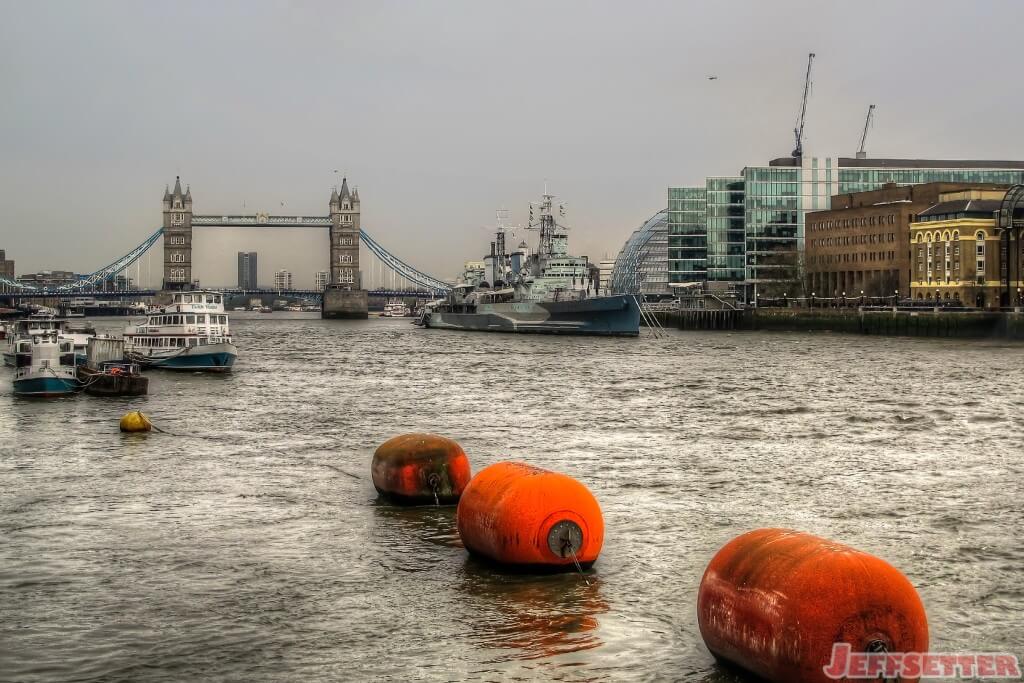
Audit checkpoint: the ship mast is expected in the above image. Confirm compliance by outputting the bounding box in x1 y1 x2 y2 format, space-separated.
528 190 568 258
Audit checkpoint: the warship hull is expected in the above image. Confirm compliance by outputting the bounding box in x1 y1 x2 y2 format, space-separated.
424 294 640 337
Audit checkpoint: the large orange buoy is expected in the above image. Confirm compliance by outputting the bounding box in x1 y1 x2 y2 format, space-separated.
698 528 928 683
371 433 471 505
456 461 604 569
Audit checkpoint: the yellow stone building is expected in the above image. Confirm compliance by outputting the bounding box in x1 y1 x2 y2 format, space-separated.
910 188 1024 308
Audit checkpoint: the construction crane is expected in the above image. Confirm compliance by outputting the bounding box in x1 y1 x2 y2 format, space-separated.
856 104 876 159
791 52 816 158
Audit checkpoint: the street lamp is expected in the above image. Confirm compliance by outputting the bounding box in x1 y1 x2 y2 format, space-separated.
810 292 815 308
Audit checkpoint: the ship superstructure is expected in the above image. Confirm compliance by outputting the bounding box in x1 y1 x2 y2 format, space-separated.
420 191 639 336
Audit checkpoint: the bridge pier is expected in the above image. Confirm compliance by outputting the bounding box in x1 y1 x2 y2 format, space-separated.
322 286 368 319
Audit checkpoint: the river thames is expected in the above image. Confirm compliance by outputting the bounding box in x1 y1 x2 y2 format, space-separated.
1 314 1022 681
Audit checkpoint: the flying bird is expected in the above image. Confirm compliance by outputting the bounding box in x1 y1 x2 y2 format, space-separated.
708 76 718 81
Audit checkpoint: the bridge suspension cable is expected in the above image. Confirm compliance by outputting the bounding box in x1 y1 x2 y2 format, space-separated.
359 229 451 293
54 227 165 293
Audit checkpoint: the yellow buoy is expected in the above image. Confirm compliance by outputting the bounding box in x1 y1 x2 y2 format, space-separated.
119 410 153 433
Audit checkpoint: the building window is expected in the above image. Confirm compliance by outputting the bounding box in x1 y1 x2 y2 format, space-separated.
340 237 353 246
339 268 354 283
339 254 353 264
976 231 986 284
171 213 184 226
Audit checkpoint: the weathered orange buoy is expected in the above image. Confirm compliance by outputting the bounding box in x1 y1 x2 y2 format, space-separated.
698 528 928 683
371 433 471 505
456 461 604 569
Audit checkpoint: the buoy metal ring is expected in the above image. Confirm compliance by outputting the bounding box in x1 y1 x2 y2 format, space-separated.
547 519 584 558
539 510 588 562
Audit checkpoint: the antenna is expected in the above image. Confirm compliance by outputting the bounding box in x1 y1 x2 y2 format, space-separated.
856 104 876 159
791 52 816 159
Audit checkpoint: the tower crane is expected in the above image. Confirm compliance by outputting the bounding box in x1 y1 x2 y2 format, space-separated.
856 104 876 159
791 52 816 158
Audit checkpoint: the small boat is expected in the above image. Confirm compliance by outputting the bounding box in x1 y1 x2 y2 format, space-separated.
79 362 148 396
77 338 148 396
12 329 79 397
233 306 246 311
124 290 237 372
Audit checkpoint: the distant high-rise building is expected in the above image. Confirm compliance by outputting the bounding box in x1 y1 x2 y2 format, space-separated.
237 251 258 289
0 249 14 279
315 271 329 291
274 269 293 291
0 249 14 293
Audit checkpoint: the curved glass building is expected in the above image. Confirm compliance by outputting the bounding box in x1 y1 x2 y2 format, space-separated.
610 210 670 296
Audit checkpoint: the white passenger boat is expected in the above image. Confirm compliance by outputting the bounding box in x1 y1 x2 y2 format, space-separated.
124 290 237 372
12 329 79 397
380 300 411 317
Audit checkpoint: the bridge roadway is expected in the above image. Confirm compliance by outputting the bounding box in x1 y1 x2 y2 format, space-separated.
1 288 439 302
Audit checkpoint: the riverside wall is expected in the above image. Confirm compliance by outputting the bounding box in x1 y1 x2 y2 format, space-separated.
653 308 1024 340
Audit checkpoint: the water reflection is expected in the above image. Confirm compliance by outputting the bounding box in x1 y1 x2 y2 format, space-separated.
457 556 609 663
370 499 462 549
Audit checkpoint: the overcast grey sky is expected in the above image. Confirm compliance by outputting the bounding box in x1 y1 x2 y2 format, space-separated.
3 0 1024 288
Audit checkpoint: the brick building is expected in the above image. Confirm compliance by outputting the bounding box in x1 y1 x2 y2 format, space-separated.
805 183 1010 299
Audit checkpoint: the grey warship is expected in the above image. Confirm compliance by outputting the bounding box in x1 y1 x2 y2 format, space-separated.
420 192 640 336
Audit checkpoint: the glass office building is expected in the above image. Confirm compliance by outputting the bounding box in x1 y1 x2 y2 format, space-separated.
666 187 706 284
706 177 745 282
668 156 1024 294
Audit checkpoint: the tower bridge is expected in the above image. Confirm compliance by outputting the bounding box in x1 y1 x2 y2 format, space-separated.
1 177 453 318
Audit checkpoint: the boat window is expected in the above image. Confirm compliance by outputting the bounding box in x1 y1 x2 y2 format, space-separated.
219 315 227 324
186 315 195 324
213 295 221 304
174 295 182 303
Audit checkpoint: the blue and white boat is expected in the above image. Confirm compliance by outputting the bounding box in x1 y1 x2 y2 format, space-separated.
12 329 79 397
124 290 237 371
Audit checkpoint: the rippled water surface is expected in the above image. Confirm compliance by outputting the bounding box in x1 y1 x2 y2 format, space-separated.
1 314 1022 681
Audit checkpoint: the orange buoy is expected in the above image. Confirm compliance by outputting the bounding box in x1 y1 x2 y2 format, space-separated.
371 433 471 505
697 528 928 683
456 461 604 569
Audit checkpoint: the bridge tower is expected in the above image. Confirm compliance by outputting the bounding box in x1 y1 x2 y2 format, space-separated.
329 178 360 286
162 176 193 290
